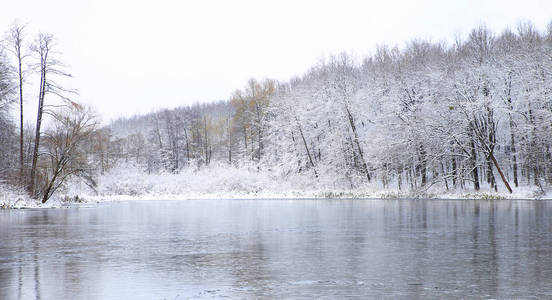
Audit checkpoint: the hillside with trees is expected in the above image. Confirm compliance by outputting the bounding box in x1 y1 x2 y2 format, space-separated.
2 22 552 205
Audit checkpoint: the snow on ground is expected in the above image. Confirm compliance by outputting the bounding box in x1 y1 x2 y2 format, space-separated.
0 183 65 209
60 163 552 204
3 163 550 209
439 185 551 200
66 163 328 201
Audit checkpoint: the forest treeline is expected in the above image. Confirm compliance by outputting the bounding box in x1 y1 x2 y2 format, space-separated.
1 21 552 202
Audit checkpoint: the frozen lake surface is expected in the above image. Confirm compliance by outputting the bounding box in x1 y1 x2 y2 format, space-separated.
1 199 552 299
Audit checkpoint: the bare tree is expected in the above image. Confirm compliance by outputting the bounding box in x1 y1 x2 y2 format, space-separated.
0 49 15 182
38 103 98 203
28 33 74 197
5 22 28 186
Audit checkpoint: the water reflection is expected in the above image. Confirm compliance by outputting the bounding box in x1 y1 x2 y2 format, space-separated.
1 199 552 299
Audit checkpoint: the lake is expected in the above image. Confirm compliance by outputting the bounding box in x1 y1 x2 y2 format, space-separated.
1 199 552 299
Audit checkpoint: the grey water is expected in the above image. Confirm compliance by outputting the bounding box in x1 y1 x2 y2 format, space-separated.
1 199 552 299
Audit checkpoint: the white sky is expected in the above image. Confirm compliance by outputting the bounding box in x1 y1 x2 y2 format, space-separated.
1 0 551 123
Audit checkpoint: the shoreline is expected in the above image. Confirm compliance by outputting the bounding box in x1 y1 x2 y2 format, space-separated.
3 189 551 209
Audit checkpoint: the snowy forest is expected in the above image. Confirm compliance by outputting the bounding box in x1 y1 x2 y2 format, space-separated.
1 22 552 203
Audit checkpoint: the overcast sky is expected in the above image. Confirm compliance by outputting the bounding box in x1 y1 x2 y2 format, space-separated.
1 0 551 122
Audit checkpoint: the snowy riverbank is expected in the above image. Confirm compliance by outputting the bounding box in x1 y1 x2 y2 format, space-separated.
2 165 551 209
0 183 64 209
67 164 552 203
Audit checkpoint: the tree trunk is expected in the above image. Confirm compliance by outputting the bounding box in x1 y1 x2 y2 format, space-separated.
487 156 497 191
29 60 47 196
470 138 480 191
489 153 513 193
255 102 263 161
507 110 519 187
227 118 232 164
204 117 209 165
419 143 427 186
296 117 318 178
42 170 59 203
442 162 449 190
18 51 24 186
451 157 457 187
344 104 370 182
243 125 247 160
183 127 190 165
